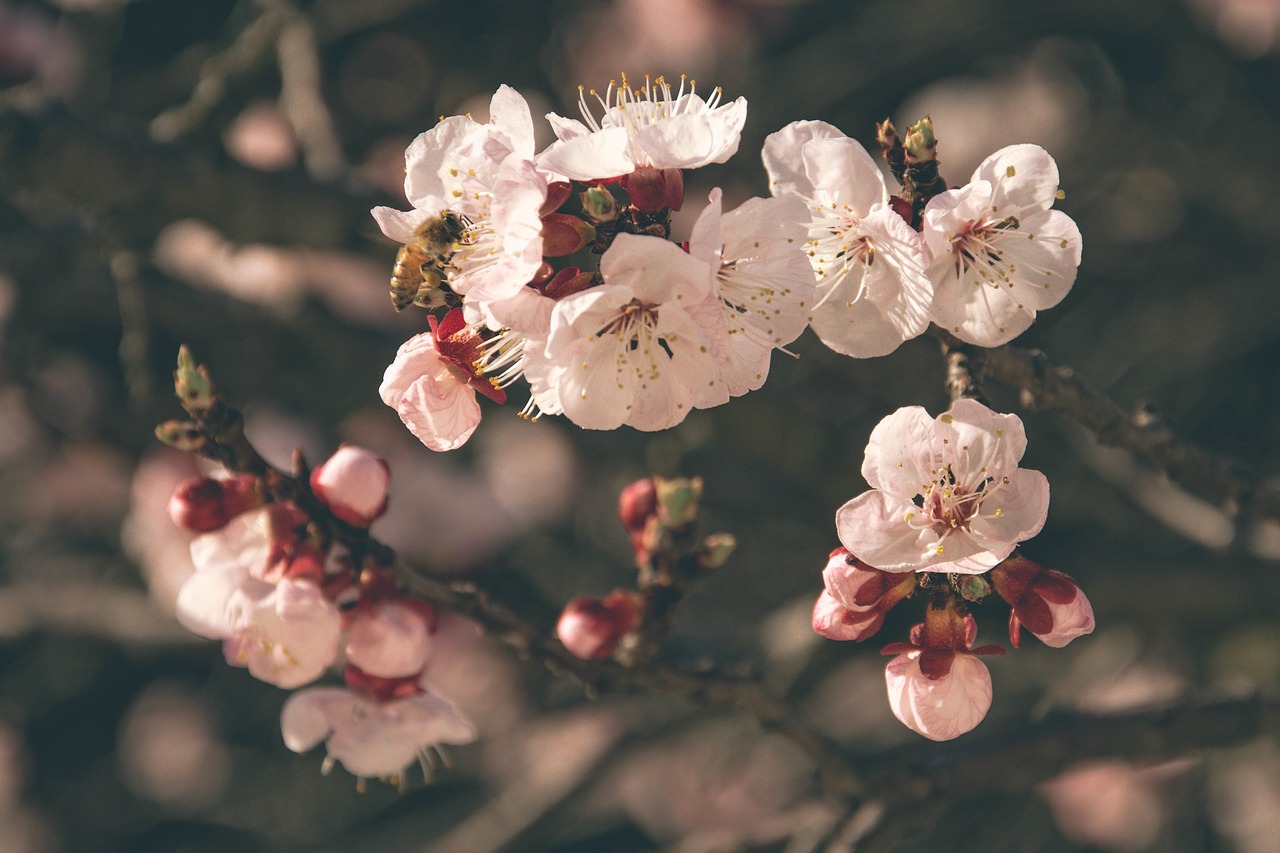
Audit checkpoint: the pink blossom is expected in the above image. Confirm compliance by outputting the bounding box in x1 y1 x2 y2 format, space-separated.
280 681 476 779
345 600 434 679
176 507 341 689
762 120 932 358
811 547 918 642
990 554 1095 648
310 445 389 527
923 144 1082 347
686 188 816 397
836 399 1050 574
380 309 506 452
222 578 342 689
881 606 1003 741
522 233 726 431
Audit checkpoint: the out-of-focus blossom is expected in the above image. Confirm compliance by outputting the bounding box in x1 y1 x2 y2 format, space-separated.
176 507 341 689
1041 760 1189 852
380 309 506 452
118 682 230 811
538 73 746 183
281 678 476 779
837 399 1049 574
811 547 917 642
346 600 434 679
556 591 640 660
990 554 1094 648
881 606 1003 741
310 445 390 527
224 102 297 171
922 144 1081 346
763 120 932 358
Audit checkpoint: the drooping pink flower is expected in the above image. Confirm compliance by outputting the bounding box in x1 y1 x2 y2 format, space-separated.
922 144 1082 347
811 547 918 642
881 604 1003 741
989 554 1095 648
762 120 932 358
836 399 1050 574
221 578 342 689
280 676 475 779
310 445 389 527
380 309 506 452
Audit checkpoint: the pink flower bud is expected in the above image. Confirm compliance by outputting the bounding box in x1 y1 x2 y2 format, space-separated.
310 445 390 527
346 600 434 679
556 591 639 660
620 166 684 213
990 555 1095 649
618 478 658 532
167 474 260 533
812 548 917 642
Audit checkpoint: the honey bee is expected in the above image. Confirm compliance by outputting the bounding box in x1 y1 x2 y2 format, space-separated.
389 211 471 311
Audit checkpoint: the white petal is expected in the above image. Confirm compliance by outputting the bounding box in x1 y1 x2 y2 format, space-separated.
836 490 938 572
800 136 888 216
762 120 847 198
370 206 428 244
968 468 1050 551
280 687 353 752
861 406 940 497
972 143 1060 214
536 127 634 182
488 85 535 159
397 374 482 452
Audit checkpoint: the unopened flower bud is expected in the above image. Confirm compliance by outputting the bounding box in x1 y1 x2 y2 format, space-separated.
556 590 640 660
990 555 1095 649
955 574 991 603
540 213 597 256
167 473 261 532
310 445 390 527
174 345 216 412
654 476 702 529
904 116 937 163
155 420 207 452
620 166 684 213
580 185 619 223
618 477 658 532
698 533 736 569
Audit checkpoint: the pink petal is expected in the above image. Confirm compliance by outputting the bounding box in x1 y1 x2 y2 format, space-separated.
860 406 940 498
886 652 992 741
346 601 433 678
972 143 1061 215
836 490 938 572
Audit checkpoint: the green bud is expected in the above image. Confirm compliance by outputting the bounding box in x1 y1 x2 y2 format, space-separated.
954 573 991 603
904 116 937 163
654 476 702 529
155 419 208 452
174 345 216 412
581 185 619 223
698 533 736 569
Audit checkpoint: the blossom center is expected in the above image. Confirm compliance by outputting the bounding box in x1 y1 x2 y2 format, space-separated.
946 215 1020 283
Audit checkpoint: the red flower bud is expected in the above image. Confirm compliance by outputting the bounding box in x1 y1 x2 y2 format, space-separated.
620 166 684 213
167 474 260 533
556 591 640 660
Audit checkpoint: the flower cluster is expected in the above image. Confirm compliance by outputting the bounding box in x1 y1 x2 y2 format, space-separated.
375 77 815 450
168 445 475 785
764 120 1081 354
814 400 1094 741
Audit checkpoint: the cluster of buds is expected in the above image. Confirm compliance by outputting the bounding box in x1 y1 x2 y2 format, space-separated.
814 400 1094 740
556 476 735 665
167 445 474 786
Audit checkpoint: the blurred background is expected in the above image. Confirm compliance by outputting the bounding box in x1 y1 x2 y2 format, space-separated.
2 0 1280 850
